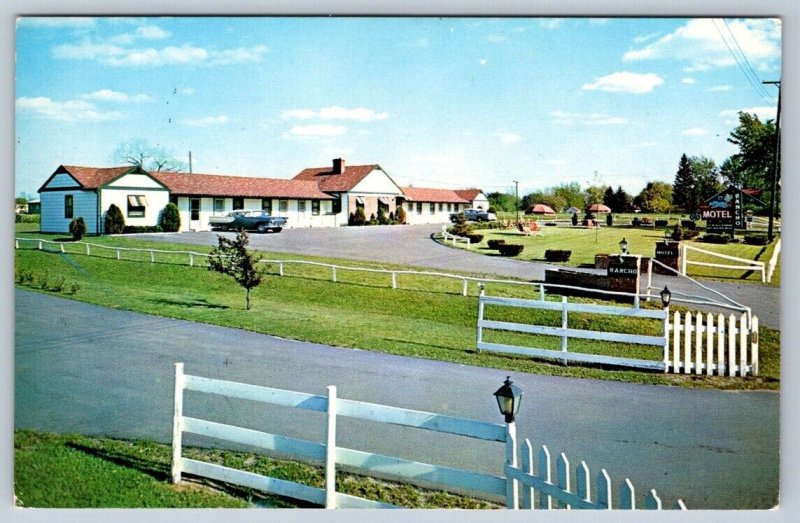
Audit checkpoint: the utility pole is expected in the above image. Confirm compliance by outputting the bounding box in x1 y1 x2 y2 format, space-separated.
763 80 781 241
513 180 519 222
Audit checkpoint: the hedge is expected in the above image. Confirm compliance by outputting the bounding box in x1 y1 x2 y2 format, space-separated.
545 249 571 262
701 234 730 244
654 219 668 227
487 239 506 249
681 220 696 229
122 225 164 234
498 243 524 256
466 234 484 244
743 234 770 245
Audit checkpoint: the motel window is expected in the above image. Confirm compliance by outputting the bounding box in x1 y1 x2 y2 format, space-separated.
298 200 307 213
127 195 147 218
279 200 288 212
214 198 225 213
430 203 435 214
262 198 272 214
439 203 444 212
447 203 452 212
64 195 73 219
416 202 422 214
190 198 201 221
332 198 342 214
170 195 179 206
232 197 244 210
312 200 320 215
408 202 414 211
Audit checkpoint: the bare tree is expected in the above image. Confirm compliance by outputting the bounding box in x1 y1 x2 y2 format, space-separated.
113 139 187 172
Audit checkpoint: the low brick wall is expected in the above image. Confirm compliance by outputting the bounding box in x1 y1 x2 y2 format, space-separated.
544 269 611 297
595 254 651 271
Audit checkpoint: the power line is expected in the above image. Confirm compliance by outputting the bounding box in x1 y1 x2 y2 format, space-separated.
712 19 776 106
722 19 777 104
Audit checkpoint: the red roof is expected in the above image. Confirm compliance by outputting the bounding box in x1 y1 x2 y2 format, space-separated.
293 164 381 192
454 188 483 201
400 186 470 204
41 165 144 190
152 171 334 199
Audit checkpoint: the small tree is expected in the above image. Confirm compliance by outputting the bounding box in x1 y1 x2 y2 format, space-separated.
159 202 181 232
606 213 613 227
69 217 87 240
571 213 578 226
208 229 266 311
104 204 125 234
395 206 407 224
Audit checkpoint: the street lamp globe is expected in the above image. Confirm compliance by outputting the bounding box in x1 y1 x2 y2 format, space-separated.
619 237 629 255
660 286 672 309
494 376 523 424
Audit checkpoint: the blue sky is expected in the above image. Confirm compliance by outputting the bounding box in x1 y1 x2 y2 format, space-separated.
14 16 781 199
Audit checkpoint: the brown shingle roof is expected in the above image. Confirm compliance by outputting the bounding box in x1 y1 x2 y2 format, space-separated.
152 171 334 199
48 165 141 189
292 164 380 192
454 188 483 201
400 186 470 204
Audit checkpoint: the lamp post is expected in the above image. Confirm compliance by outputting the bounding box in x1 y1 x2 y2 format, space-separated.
660 285 672 309
618 237 629 262
513 180 520 223
494 377 523 509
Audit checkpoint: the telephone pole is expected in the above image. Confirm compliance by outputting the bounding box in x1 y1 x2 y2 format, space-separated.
763 80 781 241
513 180 519 222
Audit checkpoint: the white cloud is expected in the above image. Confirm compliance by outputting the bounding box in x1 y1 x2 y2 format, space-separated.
16 96 124 122
634 32 662 44
183 115 229 127
582 72 664 94
286 124 347 138
623 18 781 72
79 89 152 103
683 127 709 136
324 147 354 156
480 59 487 65
136 25 170 40
495 130 521 144
281 106 389 122
682 77 696 84
708 85 732 92
53 41 267 67
551 111 629 125
539 19 565 30
547 159 568 166
17 17 96 28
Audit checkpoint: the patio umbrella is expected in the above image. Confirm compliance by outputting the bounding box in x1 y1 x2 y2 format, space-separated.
586 203 611 213
525 204 556 215
566 207 581 215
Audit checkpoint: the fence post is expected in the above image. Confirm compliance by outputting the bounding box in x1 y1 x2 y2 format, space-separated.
739 314 748 377
86 243 90 256
727 314 736 377
751 316 759 376
476 293 485 349
645 258 653 302
15 239 18 249
462 279 468 296
620 478 636 509
706 313 714 376
189 253 194 267
38 240 43 250
561 297 568 363
672 311 681 373
597 469 612 509
332 266 337 283
662 309 670 373
391 271 397 289
59 243 65 253
556 453 571 509
279 262 284 276
325 386 338 509
116 248 121 260
576 461 591 504
683 311 692 374
505 422 519 509
695 312 703 375
538 446 553 509
680 244 687 276
717 313 726 376
521 439 534 509
150 250 155 263
171 363 185 484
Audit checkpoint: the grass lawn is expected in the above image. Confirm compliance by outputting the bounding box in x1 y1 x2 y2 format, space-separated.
464 224 780 286
15 430 496 509
13 226 779 390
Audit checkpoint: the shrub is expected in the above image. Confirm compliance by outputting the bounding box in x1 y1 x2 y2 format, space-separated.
642 217 651 225
349 207 367 226
448 222 473 237
545 249 572 262
370 213 376 222
670 225 699 241
743 234 770 245
18 269 34 285
37 271 50 290
498 243 524 256
51 275 66 292
395 206 407 224
70 282 81 294
388 211 395 222
15 213 41 223
631 217 641 227
606 213 613 227
68 217 87 240
681 220 696 229
159 203 181 232
104 204 125 234
377 207 389 225
571 213 578 226
487 206 497 214
702 234 730 244
487 239 506 249
655 219 668 227
466 234 484 244
123 225 164 234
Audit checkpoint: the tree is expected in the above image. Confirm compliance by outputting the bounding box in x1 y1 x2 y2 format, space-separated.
727 112 777 191
553 182 585 210
159 203 181 232
583 185 605 208
208 229 266 311
634 181 673 213
395 205 407 224
603 186 615 210
689 156 721 203
104 204 125 234
113 139 188 172
69 217 86 240
613 186 631 213
486 192 517 213
672 154 695 212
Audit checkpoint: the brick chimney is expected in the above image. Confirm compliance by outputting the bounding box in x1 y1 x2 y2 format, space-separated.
332 158 345 174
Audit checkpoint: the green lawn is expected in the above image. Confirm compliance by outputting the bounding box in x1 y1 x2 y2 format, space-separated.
15 430 496 509
13 226 779 390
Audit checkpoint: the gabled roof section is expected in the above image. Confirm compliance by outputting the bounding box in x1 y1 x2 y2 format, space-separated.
454 188 484 201
401 186 471 204
38 165 145 192
151 171 335 199
293 164 380 192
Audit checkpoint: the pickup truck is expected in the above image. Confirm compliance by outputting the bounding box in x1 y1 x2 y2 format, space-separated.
209 210 288 233
450 208 497 223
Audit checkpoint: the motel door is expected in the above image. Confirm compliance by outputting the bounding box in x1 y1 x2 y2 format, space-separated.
190 198 201 231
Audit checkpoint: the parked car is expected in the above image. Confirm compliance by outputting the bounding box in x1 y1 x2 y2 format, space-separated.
209 210 288 233
450 208 497 223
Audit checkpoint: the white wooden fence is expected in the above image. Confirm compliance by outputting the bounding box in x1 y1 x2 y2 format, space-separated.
439 225 471 248
476 294 759 377
171 364 685 509
766 239 781 283
681 244 767 283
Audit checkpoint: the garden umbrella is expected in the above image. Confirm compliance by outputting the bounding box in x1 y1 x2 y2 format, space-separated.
525 204 556 215
586 203 611 213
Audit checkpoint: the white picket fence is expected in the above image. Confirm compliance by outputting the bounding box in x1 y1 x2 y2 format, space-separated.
439 225 471 248
681 244 767 283
171 364 686 509
477 294 759 377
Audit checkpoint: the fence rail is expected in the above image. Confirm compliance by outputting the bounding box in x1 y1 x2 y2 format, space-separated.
681 244 766 283
766 239 781 283
438 225 471 248
477 294 758 377
172 365 685 509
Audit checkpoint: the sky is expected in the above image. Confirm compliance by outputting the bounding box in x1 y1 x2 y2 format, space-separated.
14 16 782 199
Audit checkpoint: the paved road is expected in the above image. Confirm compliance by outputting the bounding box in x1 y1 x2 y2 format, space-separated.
142 224 781 329
15 290 778 509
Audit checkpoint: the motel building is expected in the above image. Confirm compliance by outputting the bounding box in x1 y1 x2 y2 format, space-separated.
37 159 488 234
